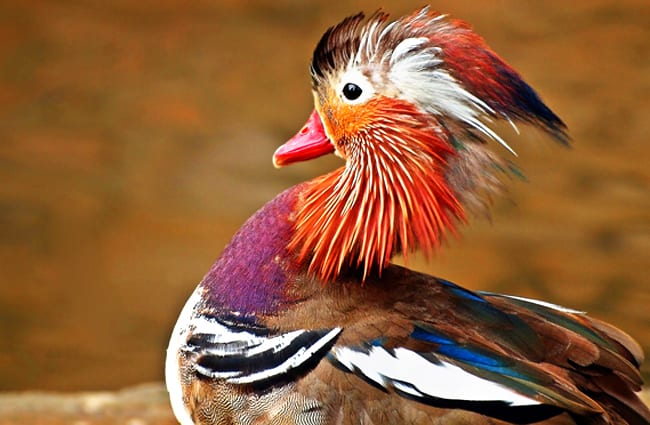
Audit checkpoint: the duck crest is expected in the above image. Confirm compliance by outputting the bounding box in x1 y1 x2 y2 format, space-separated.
311 8 569 146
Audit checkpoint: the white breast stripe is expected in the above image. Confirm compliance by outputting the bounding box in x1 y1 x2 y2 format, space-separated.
332 345 540 407
184 313 342 385
190 316 263 343
165 287 204 425
191 319 308 357
227 328 342 384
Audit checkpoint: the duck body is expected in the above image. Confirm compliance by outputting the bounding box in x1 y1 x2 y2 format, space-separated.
165 8 649 425
166 183 648 425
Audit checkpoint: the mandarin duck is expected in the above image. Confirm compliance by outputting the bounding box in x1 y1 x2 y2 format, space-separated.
165 8 650 425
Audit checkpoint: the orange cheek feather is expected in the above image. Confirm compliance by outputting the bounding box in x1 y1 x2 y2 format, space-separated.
319 95 377 155
293 96 465 282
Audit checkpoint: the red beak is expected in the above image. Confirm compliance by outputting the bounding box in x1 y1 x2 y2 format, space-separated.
273 110 334 168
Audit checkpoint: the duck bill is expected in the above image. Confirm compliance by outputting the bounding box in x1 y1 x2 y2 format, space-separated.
273 109 334 168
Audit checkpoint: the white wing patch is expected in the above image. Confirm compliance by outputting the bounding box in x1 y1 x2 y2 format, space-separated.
332 345 540 407
489 294 585 314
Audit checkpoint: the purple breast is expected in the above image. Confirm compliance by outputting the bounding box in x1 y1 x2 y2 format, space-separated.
199 185 303 316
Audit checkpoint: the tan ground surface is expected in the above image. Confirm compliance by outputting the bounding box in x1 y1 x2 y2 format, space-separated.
0 384 646 425
0 383 175 425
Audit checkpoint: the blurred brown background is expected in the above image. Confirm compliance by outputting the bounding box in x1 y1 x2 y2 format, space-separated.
0 0 648 392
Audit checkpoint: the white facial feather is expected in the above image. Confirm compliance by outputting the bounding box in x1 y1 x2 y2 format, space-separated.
389 37 428 66
388 45 517 156
350 16 518 156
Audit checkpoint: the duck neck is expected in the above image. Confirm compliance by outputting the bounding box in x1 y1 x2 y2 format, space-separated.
290 129 465 283
199 184 307 318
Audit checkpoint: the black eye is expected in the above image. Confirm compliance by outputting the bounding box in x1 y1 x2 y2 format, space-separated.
342 83 363 100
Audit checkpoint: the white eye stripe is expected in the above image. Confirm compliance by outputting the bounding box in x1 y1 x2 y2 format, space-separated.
337 68 375 105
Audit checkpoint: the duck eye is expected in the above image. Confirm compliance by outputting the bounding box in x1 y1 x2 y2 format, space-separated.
342 83 363 100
